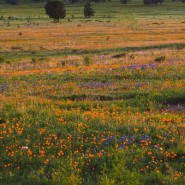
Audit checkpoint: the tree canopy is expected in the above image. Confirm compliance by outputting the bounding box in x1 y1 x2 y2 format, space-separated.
84 2 94 18
45 1 66 22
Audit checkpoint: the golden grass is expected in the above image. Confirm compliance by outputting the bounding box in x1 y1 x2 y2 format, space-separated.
0 20 185 52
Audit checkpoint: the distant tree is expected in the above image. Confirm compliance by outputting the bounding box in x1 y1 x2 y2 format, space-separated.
45 1 66 22
84 2 94 18
91 0 111 2
181 0 185 2
143 0 164 5
90 0 101 2
67 0 80 3
32 0 46 1
159 0 164 4
6 0 20 5
143 0 151 5
120 0 128 4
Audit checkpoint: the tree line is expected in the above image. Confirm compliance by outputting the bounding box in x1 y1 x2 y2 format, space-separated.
45 1 94 21
4 0 185 5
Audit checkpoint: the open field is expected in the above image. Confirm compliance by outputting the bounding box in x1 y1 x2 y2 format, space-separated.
0 1 185 185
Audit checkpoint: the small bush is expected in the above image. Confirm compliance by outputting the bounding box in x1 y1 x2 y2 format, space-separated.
0 57 5 62
11 46 23 50
5 60 11 64
0 16 5 20
154 55 166 62
83 56 92 66
51 160 82 185
61 61 66 67
112 53 127 58
99 150 140 185
31 58 38 63
84 2 94 18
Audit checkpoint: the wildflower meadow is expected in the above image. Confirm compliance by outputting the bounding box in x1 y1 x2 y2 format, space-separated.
0 1 185 185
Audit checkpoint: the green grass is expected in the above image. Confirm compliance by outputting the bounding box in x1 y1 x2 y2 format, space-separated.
0 42 185 63
0 1 185 21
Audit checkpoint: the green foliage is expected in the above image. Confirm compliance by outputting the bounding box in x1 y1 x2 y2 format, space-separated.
0 57 5 62
51 160 82 185
84 2 94 18
99 150 141 185
33 0 47 2
45 1 66 22
120 0 128 4
143 0 164 5
154 55 166 62
6 0 20 5
83 56 92 66
68 0 81 4
140 171 165 185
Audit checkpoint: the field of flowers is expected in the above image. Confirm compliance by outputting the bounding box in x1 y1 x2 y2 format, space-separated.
0 1 185 185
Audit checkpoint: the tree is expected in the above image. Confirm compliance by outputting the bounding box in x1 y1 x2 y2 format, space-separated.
67 0 81 3
84 2 94 18
143 0 164 5
143 0 151 5
120 0 128 4
6 0 20 5
45 1 66 22
33 0 46 1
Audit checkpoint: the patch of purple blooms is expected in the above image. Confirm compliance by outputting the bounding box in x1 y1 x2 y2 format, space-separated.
0 84 6 92
103 134 151 149
136 82 149 87
79 81 112 88
127 64 157 70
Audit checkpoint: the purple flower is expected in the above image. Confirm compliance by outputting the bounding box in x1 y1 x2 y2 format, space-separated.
127 64 157 70
139 134 150 142
79 81 112 88
0 84 6 92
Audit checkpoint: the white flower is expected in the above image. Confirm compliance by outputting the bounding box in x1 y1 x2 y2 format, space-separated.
22 146 28 150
